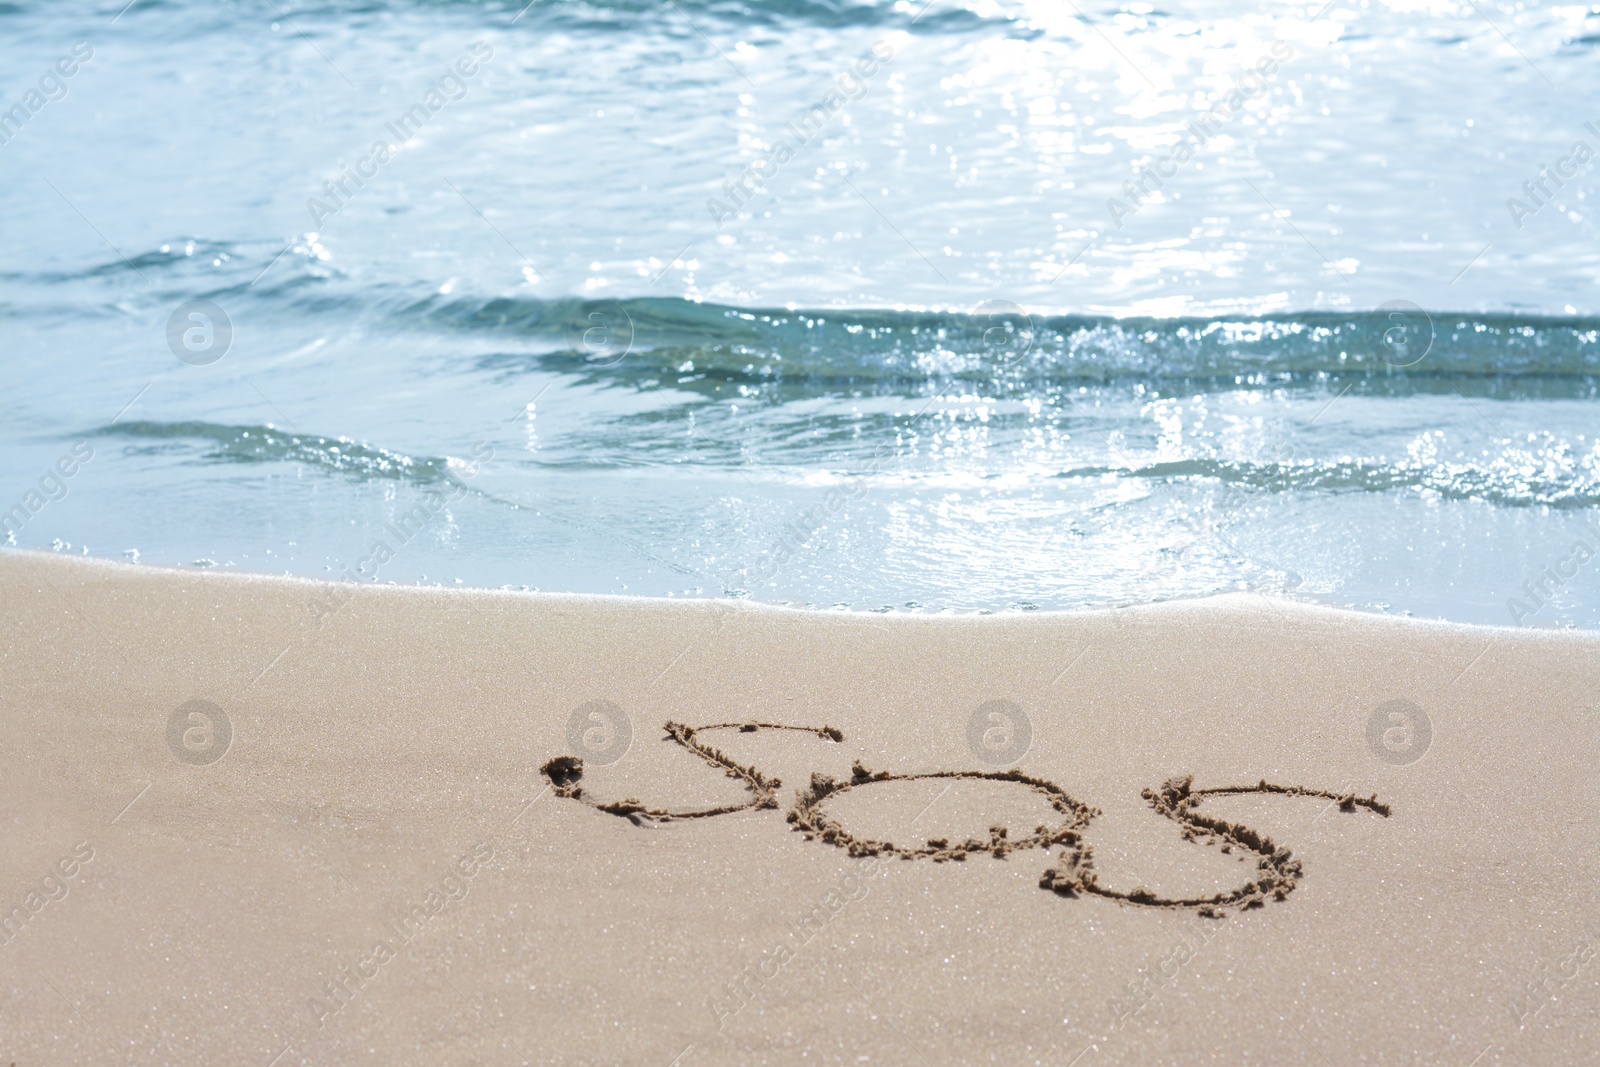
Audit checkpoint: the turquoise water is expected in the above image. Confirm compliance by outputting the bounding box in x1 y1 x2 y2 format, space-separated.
3 0 1599 627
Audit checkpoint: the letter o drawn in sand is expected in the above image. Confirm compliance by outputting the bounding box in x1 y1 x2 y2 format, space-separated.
1365 699 1431 765
567 699 633 766
166 699 232 766
967 699 1031 766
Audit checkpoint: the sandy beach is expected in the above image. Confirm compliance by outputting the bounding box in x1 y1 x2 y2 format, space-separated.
1 549 1596 1064
7 0 1599 1060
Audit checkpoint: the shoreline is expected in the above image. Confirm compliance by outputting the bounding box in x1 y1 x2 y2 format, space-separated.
6 547 1592 641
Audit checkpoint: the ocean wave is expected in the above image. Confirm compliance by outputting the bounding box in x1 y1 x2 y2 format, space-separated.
47 0 1003 33
1061 456 1600 509
97 417 1600 510
11 235 1600 392
413 295 1600 391
101 421 456 483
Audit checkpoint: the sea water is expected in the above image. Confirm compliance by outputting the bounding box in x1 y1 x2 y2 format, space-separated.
3 0 1598 627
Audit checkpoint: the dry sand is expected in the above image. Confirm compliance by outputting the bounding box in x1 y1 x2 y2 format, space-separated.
1 549 1597 1065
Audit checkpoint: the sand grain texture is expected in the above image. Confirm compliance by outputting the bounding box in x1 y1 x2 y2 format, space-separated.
1 552 1597 1065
